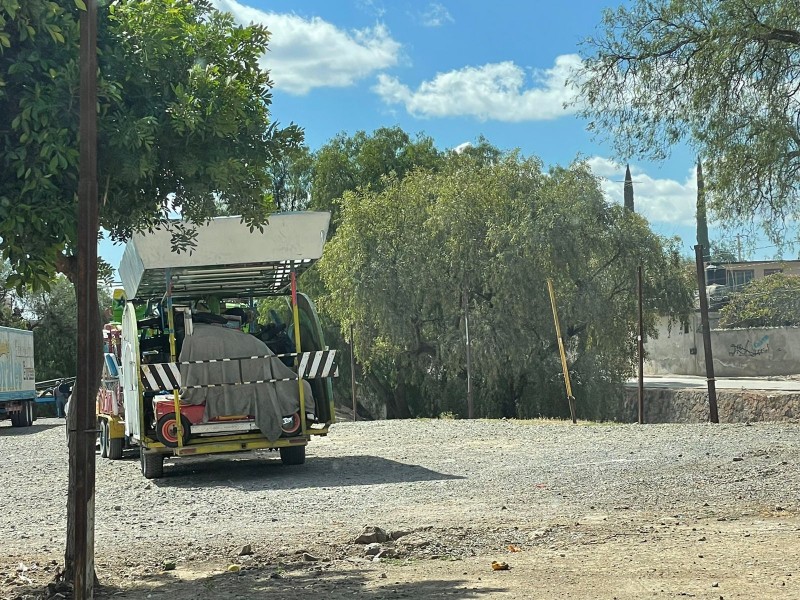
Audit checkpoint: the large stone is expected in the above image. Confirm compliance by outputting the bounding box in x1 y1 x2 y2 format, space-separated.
354 526 389 544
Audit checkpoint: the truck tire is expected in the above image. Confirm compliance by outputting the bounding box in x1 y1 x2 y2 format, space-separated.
140 451 164 479
108 435 124 460
279 445 306 466
27 401 36 425
99 420 108 458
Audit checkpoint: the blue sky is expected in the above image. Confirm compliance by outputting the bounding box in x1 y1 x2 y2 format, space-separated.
100 0 781 269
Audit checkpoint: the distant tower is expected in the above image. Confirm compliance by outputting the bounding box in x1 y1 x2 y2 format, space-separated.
624 164 634 212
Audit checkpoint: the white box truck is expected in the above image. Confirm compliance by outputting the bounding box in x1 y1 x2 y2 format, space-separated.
0 326 36 427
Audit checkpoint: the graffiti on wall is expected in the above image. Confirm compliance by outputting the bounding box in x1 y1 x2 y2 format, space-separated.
728 335 771 358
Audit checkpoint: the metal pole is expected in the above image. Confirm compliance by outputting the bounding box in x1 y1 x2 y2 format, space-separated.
546 280 577 424
350 323 357 422
637 265 645 424
694 245 719 423
464 287 474 419
73 1 99 597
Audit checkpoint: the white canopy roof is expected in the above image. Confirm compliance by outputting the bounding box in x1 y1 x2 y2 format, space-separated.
119 212 331 299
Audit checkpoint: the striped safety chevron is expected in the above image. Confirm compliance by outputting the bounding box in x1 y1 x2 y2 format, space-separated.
139 350 338 392
140 363 181 393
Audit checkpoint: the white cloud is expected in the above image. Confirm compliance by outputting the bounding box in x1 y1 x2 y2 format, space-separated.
212 0 401 95
587 157 697 226
420 3 454 27
373 54 582 122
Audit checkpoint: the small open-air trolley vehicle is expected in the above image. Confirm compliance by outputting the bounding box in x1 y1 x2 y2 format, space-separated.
97 212 337 478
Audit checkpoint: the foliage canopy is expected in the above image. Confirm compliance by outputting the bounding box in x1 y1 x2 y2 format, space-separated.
0 0 299 289
320 150 693 419
575 0 800 242
719 273 800 328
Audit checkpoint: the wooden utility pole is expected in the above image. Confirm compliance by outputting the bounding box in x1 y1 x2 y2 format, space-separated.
70 1 100 597
547 280 577 424
694 245 720 423
350 323 357 421
637 265 645 424
463 287 474 419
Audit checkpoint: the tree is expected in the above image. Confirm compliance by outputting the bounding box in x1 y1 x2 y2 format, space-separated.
623 164 634 212
575 0 800 242
311 126 442 230
719 273 800 328
23 276 111 381
1 0 300 287
268 144 313 212
320 150 693 420
696 158 711 259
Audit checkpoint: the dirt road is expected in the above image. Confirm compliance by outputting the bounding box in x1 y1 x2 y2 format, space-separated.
1 418 799 599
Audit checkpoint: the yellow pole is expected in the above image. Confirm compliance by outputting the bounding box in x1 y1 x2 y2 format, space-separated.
165 271 184 447
547 279 577 424
291 271 307 434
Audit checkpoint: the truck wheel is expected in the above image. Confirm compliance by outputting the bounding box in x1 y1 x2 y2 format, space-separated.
140 451 164 479
99 420 108 458
27 401 36 425
279 445 306 466
10 409 24 428
155 413 191 448
108 435 124 460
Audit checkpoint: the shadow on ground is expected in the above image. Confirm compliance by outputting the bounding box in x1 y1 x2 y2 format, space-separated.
93 562 504 600
0 422 63 436
151 454 464 490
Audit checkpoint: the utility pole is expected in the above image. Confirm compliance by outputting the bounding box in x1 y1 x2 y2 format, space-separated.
350 323 357 421
463 287 474 419
637 265 644 424
71 0 99 598
694 245 719 423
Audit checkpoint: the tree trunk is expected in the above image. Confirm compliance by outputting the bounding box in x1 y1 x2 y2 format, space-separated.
387 376 411 419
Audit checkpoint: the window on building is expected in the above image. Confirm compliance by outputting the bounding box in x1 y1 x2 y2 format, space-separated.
731 269 754 287
764 268 783 276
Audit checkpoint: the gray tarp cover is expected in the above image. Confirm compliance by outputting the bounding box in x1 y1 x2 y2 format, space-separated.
179 323 314 442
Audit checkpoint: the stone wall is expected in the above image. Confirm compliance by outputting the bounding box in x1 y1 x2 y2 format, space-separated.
621 388 800 423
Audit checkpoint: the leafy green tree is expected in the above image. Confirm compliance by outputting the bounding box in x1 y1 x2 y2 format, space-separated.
0 265 27 329
23 277 112 381
1 0 299 287
320 150 693 419
575 0 800 242
311 126 442 230
719 273 800 328
268 144 313 212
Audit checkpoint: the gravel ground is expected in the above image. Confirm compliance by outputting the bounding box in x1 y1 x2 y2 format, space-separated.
1 417 799 599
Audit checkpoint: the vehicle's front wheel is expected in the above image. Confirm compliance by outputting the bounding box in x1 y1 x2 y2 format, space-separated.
279 445 306 466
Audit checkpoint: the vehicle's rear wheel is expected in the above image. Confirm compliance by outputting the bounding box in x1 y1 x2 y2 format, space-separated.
27 401 35 425
99 420 108 458
279 444 306 466
140 450 164 479
108 430 124 460
155 413 192 448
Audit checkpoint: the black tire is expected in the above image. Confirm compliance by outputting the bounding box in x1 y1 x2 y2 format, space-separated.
10 409 24 428
99 420 108 458
108 435 124 460
28 401 36 424
155 413 192 448
279 445 306 466
140 450 164 479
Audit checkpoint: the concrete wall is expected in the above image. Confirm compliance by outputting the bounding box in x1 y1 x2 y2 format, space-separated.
645 315 800 377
